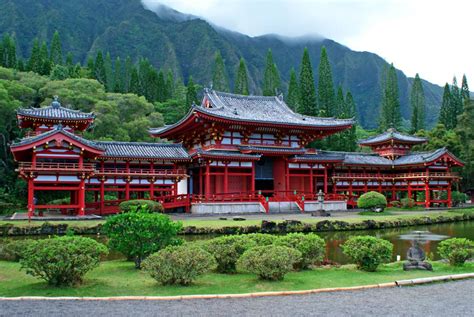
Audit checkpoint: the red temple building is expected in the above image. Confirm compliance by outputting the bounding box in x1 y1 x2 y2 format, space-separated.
11 91 463 217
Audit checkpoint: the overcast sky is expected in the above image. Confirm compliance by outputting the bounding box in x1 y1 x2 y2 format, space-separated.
142 0 472 86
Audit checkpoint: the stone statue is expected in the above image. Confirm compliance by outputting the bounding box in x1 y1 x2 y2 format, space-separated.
403 241 433 271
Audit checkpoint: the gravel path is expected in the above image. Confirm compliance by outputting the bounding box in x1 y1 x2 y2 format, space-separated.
1 279 473 317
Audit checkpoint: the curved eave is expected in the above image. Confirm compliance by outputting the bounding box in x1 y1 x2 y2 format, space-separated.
289 157 344 163
192 153 261 162
97 155 191 162
358 137 428 147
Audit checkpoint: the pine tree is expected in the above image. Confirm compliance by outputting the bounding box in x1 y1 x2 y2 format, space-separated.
17 59 25 71
379 64 402 130
212 51 229 92
157 70 166 102
49 30 63 65
113 57 122 92
317 46 336 117
94 51 106 85
297 48 317 116
451 76 463 123
262 49 281 95
457 99 474 188
129 67 140 95
28 39 41 73
234 57 249 95
335 86 345 117
165 70 174 100
461 74 470 105
438 83 454 129
39 41 51 75
410 73 425 132
286 68 299 110
123 56 133 93
344 92 358 151
104 52 114 91
1 34 16 68
86 57 95 79
186 76 199 107
7 35 16 68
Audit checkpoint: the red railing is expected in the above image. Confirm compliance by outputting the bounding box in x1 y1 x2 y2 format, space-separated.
18 162 95 171
95 168 187 177
332 172 458 179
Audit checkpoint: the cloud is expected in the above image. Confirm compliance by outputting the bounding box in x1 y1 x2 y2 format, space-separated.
142 0 474 86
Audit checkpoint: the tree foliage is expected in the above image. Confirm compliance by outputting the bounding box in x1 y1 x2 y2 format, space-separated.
410 73 425 132
342 236 393 272
379 64 401 130
297 48 317 116
211 51 229 92
234 57 249 95
262 49 281 96
317 46 336 117
286 68 299 110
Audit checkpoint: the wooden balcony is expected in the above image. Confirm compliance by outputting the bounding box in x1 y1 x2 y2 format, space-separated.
332 172 459 180
17 162 96 173
94 168 188 178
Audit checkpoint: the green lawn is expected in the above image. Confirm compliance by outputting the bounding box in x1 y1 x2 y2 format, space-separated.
0 260 472 297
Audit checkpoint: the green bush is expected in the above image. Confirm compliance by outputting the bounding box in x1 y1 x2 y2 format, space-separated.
357 191 387 212
143 245 216 285
438 238 474 266
237 245 302 280
20 236 108 286
1 239 35 261
390 201 401 208
203 235 256 273
46 197 70 205
400 198 415 209
102 206 182 269
275 233 325 269
452 191 468 206
246 233 275 246
341 236 393 272
119 199 164 213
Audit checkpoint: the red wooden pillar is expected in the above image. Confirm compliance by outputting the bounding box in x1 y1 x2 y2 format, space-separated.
309 164 314 195
224 162 229 194
125 161 130 200
78 177 85 216
251 161 256 193
205 161 210 199
407 181 412 200
323 165 328 193
199 165 203 196
99 179 105 215
425 167 430 208
447 181 452 208
285 160 290 193
27 177 34 218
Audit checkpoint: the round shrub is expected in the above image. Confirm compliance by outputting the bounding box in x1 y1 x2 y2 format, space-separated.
202 235 256 273
20 236 108 286
119 199 164 213
357 191 387 212
245 233 275 246
237 245 302 280
341 236 393 272
275 233 325 269
438 238 474 266
103 208 182 269
1 239 35 261
143 245 216 285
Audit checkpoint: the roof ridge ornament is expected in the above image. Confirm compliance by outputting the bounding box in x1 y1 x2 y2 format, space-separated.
51 96 61 109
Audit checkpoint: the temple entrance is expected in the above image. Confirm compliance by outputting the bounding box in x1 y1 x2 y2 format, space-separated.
255 157 274 194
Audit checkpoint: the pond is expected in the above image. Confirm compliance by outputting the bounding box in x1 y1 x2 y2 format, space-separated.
1 221 473 264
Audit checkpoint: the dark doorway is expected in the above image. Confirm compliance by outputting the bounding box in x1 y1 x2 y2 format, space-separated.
255 179 274 193
255 157 274 195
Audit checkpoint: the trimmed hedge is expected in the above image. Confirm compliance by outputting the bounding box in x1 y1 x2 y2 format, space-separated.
143 245 216 285
20 236 108 286
357 191 387 212
119 199 164 213
341 236 393 271
203 235 256 273
275 233 325 269
237 245 302 280
0 239 35 261
438 238 474 266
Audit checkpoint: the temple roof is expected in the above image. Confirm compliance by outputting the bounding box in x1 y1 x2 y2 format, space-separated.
191 149 261 160
238 145 306 155
17 97 95 121
358 128 427 146
150 89 354 137
96 141 190 160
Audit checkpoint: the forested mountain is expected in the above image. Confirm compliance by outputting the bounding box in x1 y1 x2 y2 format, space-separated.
0 0 444 128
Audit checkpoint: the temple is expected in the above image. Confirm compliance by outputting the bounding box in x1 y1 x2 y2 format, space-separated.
11 91 463 217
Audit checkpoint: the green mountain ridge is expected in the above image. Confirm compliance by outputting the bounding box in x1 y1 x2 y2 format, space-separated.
0 0 444 129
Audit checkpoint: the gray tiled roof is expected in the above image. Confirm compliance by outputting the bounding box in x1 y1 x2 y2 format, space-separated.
238 145 306 154
96 141 190 160
191 149 261 160
17 99 95 120
393 148 450 166
11 126 104 151
358 128 427 145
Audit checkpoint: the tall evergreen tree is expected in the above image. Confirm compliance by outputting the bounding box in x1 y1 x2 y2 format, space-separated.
379 64 402 130
438 83 454 129
157 70 166 102
49 30 63 65
262 49 281 95
186 76 199 107
94 51 106 85
457 99 474 188
86 57 95 79
165 70 175 99
1 34 16 68
113 57 123 93
7 36 16 69
123 56 133 93
335 86 345 117
410 73 425 132
39 41 51 75
461 74 470 105
104 52 114 91
28 39 41 73
286 68 299 110
451 76 463 123
317 46 336 116
211 51 229 92
234 57 249 95
297 48 317 116
344 92 358 152
129 66 140 95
